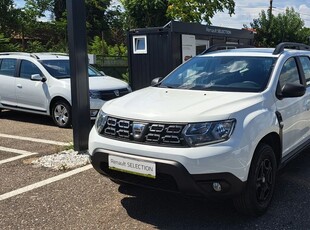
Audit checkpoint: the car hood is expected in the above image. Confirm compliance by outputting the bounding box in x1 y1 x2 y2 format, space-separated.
102 87 264 122
59 76 128 90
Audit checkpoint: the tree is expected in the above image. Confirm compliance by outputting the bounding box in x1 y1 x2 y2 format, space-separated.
121 0 170 28
0 33 21 51
167 0 235 24
121 0 235 28
0 0 19 36
248 7 310 47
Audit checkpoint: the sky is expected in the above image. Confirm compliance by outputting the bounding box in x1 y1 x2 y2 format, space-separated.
211 0 310 28
14 0 310 29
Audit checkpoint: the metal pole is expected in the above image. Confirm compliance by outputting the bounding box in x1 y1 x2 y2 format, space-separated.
66 0 91 152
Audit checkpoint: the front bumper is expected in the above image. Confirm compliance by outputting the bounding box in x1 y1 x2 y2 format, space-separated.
91 149 245 198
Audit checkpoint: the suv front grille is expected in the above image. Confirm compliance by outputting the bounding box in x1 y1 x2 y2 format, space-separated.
99 117 187 147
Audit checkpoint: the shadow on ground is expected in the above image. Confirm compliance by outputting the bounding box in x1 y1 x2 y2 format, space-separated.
0 110 55 127
119 150 310 229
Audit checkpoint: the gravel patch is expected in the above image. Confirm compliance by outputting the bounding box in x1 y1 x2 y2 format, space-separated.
32 149 90 171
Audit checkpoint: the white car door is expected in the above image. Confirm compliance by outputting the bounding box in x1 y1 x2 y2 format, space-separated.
0 58 17 107
15 60 48 112
275 57 309 157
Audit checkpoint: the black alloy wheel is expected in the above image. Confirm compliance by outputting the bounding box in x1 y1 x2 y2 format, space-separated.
233 143 277 216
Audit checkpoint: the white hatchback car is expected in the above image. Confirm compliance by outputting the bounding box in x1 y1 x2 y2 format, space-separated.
0 52 131 127
89 42 310 216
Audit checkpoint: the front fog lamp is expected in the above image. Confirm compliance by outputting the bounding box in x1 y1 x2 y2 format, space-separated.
183 119 236 146
95 110 107 134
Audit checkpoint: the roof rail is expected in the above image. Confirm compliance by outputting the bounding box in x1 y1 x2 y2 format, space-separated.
0 52 39 59
33 52 68 56
273 42 310 55
201 44 254 54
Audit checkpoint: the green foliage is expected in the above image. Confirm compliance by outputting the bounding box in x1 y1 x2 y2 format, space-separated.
0 0 19 36
108 44 127 56
121 0 235 28
26 40 45 52
89 36 109 55
167 0 235 24
249 7 309 47
0 33 21 52
122 71 129 83
121 0 170 28
89 36 127 56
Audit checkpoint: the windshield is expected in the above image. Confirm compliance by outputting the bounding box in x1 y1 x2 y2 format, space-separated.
40 60 103 79
159 56 276 92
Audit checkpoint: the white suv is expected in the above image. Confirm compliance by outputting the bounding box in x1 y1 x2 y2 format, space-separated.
0 52 131 127
89 43 310 216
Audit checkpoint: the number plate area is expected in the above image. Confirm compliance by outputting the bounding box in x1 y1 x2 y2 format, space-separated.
108 155 156 179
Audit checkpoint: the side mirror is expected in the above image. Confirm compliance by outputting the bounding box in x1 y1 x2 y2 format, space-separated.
100 71 105 76
31 74 46 82
151 77 162 86
278 83 306 98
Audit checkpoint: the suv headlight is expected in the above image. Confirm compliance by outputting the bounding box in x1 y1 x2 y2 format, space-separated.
183 119 236 146
95 110 107 133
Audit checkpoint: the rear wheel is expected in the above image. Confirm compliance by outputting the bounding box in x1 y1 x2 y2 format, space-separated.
51 100 72 128
233 143 277 216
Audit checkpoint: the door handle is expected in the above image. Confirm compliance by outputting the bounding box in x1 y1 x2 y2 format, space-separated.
17 84 22 88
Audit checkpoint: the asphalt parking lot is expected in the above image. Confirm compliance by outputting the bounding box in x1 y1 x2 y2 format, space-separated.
0 110 310 229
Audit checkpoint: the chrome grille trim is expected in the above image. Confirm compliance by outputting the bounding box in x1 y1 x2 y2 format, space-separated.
105 127 116 135
118 120 130 128
162 135 181 144
99 116 187 147
149 124 165 133
146 133 161 142
166 125 183 134
107 118 117 126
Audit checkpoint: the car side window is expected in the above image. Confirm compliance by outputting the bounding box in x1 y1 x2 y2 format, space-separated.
299 56 310 86
0 59 17 77
20 60 42 79
278 58 301 89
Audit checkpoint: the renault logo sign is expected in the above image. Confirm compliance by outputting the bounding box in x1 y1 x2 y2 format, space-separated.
132 122 148 141
114 90 120 97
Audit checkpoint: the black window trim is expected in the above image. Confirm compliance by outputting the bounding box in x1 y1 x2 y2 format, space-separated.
296 55 310 88
276 56 304 98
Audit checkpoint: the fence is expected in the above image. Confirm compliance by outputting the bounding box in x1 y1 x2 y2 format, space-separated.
93 55 128 82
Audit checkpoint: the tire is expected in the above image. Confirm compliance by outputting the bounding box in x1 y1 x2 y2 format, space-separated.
233 143 277 216
51 100 72 128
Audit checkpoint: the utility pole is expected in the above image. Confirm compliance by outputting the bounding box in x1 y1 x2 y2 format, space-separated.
269 0 273 19
267 0 273 46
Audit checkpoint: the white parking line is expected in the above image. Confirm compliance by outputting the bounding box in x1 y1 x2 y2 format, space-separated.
0 146 38 165
0 164 93 201
0 146 37 155
0 133 70 146
0 153 39 165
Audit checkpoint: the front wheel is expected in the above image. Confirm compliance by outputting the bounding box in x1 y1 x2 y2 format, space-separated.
51 100 72 128
233 143 277 216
